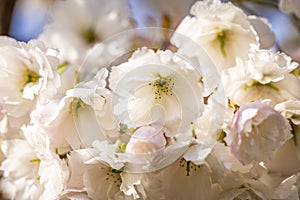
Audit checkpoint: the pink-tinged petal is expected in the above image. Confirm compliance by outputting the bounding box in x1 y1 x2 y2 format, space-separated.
230 101 292 165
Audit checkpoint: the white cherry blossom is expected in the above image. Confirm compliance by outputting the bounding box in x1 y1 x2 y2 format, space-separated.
229 100 292 165
0 125 69 200
109 47 204 136
0 37 60 128
275 100 300 125
67 148 161 200
172 0 259 71
222 50 300 106
39 0 133 66
30 69 115 150
157 157 212 200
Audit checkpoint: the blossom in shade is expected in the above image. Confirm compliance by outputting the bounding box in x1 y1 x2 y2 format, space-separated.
126 126 166 155
210 171 272 200
125 126 167 172
129 0 196 28
67 148 162 199
272 174 300 200
275 100 300 126
39 0 133 66
207 144 290 200
0 125 69 200
248 16 275 49
266 100 300 176
229 100 292 165
157 157 212 200
279 0 300 19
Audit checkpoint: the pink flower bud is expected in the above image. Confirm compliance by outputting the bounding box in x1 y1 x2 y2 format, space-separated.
230 101 292 165
126 126 166 154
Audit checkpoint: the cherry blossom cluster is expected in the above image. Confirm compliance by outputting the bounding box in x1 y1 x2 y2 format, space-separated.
0 0 299 199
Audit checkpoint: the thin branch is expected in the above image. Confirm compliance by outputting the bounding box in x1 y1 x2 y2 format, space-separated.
0 0 17 35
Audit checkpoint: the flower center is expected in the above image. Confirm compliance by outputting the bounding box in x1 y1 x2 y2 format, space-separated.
217 30 226 57
149 74 174 100
104 167 122 188
71 98 87 116
179 158 201 176
20 69 41 92
83 28 97 44
25 69 40 84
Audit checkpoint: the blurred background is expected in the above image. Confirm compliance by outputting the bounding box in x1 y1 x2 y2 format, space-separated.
0 0 299 61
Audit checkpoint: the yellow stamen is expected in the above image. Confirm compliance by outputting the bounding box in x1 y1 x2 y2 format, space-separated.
29 158 41 163
149 74 174 100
